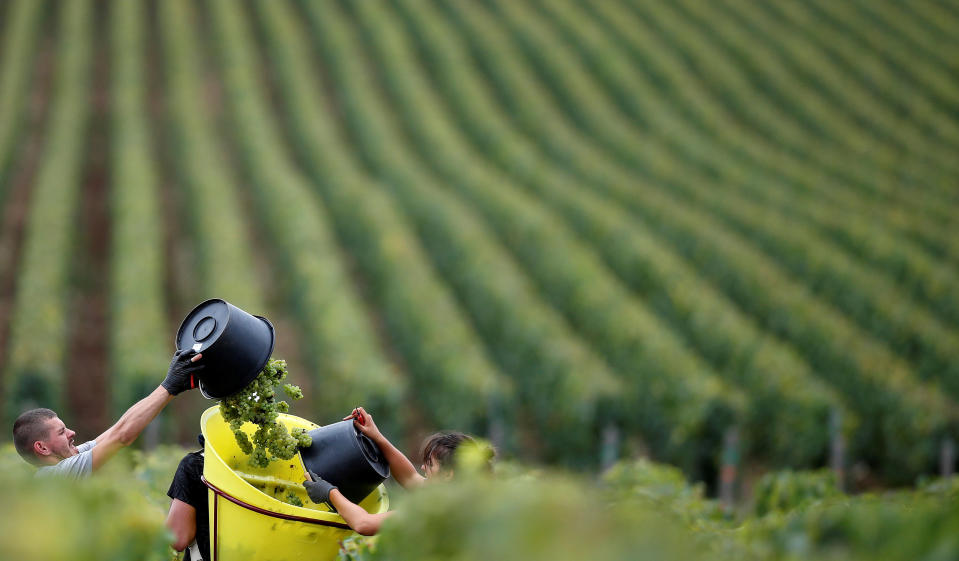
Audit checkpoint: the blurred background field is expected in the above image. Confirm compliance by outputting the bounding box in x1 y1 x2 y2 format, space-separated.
0 0 958 510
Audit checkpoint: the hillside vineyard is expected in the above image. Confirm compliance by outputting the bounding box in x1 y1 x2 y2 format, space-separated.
0 0 956 486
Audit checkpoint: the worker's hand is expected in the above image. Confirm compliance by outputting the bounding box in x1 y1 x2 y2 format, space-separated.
344 407 382 441
303 471 337 504
162 349 204 396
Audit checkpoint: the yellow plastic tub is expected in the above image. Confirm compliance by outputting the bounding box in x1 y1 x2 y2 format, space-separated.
200 406 389 560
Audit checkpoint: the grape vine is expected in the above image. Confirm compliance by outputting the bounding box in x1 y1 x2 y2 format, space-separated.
219 358 312 468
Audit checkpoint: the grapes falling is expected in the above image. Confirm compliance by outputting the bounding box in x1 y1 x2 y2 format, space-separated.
219 358 312 468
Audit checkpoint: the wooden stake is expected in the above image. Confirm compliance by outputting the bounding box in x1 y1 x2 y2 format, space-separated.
830 407 846 491
941 437 955 478
487 397 506 454
719 426 739 511
600 421 620 471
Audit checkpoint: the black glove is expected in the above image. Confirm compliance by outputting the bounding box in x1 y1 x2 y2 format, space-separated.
303 471 337 504
162 349 204 395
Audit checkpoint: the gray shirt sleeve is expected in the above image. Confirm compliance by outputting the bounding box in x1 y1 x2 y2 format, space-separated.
36 440 97 479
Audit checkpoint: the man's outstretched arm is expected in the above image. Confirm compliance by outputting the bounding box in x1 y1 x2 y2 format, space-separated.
91 386 173 471
91 350 203 471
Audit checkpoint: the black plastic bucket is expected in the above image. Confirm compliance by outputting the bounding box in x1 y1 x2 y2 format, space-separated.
299 421 390 504
175 298 275 399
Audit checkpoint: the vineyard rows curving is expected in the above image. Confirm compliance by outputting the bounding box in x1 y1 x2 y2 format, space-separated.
391 0 845 467
0 0 956 485
4 0 91 417
161 0 407 436
108 0 169 412
253 0 620 462
0 0 43 191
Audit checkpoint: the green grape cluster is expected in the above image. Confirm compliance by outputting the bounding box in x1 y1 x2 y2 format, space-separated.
219 359 312 468
284 491 304 508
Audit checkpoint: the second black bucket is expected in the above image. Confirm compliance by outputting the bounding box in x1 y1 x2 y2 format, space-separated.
299 421 390 504
175 298 275 399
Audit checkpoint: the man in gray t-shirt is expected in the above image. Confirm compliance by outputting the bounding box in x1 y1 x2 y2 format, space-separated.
12 348 204 477
36 439 98 479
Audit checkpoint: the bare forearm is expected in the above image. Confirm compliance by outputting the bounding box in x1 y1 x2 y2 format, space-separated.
98 386 173 444
371 434 424 488
348 407 425 487
90 386 172 471
330 489 391 536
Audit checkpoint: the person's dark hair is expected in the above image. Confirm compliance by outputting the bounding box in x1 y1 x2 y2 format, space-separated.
13 408 58 464
421 432 494 472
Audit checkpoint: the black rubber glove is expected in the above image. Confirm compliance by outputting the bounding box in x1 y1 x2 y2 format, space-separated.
304 471 337 504
162 349 204 395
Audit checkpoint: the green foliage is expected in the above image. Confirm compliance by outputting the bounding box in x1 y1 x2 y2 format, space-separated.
734 486 959 561
337 536 376 561
917 475 959 496
751 469 843 516
371 474 715 561
1 442 956 561
0 444 183 561
128 445 193 501
601 459 727 529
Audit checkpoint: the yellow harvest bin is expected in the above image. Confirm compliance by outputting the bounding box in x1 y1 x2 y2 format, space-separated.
200 406 389 560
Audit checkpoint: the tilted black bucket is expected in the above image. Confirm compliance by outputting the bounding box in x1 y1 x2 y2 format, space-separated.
299 421 391 504
175 298 275 399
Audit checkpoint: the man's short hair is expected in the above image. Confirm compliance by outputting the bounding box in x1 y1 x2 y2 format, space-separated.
13 408 57 464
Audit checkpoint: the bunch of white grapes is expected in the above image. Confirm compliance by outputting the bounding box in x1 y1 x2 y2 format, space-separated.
219 359 312 468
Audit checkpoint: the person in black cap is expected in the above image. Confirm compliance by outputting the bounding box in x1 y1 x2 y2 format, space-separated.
303 407 493 536
11 349 204 478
